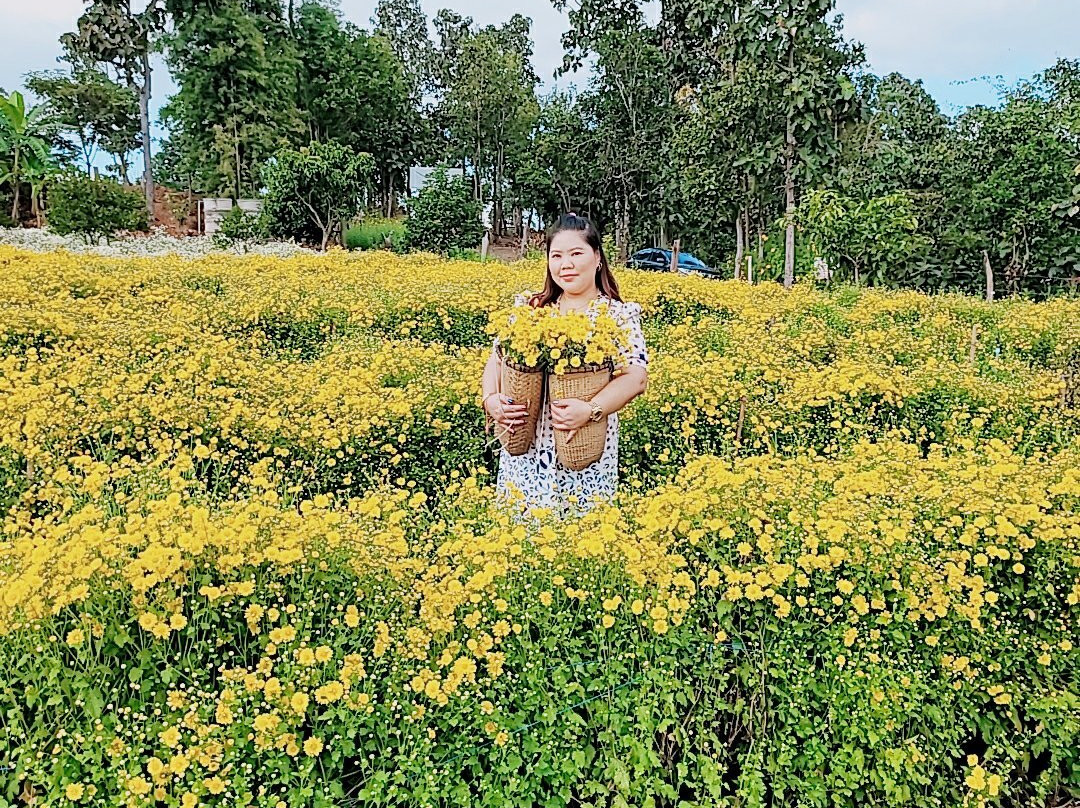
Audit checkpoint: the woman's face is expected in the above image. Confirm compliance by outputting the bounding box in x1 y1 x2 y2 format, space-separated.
548 230 600 296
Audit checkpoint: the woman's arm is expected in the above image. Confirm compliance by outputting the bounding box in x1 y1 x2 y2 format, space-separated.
480 348 500 399
550 365 648 431
593 365 648 414
481 348 528 432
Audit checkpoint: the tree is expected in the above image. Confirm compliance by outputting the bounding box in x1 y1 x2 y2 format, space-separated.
62 0 164 216
261 140 375 250
25 68 140 178
732 0 863 288
0 91 56 222
294 3 416 215
432 14 539 234
372 0 436 100
163 0 303 198
929 75 1080 295
798 189 930 285
553 0 674 261
835 72 947 197
405 166 484 254
513 91 592 223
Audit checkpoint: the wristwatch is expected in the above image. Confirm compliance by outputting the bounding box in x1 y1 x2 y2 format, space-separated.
588 401 605 423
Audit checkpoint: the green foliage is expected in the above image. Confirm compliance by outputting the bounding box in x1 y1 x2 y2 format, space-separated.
161 0 303 198
61 0 161 211
833 58 1080 297
798 189 932 285
513 91 590 222
0 90 57 222
431 13 539 234
405 167 484 254
46 172 147 243
553 4 673 261
836 72 947 196
25 67 140 178
295 3 417 212
212 205 267 253
344 216 407 251
262 141 375 250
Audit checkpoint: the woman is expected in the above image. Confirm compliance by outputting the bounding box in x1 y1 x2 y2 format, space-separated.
480 213 649 518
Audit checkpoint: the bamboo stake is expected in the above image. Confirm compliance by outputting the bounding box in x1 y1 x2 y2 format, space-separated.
734 396 747 450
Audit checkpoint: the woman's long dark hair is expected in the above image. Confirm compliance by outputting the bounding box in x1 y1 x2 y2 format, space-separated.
529 213 622 308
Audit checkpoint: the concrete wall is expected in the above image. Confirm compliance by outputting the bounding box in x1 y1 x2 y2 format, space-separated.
200 198 263 235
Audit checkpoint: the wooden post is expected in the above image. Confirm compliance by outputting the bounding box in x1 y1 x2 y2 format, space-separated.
669 238 681 273
968 324 978 364
747 256 754 284
735 212 745 281
481 231 490 263
734 396 747 451
983 251 994 302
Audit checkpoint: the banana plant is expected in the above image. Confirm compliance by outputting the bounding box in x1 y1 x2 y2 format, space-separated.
0 91 56 223
21 151 58 228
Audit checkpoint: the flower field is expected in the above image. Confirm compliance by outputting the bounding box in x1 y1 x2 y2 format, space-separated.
1 245 1078 808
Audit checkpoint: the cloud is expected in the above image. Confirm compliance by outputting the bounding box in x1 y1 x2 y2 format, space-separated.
5 0 82 26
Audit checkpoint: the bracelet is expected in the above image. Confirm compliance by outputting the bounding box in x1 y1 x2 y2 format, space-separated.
480 391 500 408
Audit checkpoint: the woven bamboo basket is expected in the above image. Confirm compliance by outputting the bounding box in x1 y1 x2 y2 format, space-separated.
498 352 544 456
549 361 612 471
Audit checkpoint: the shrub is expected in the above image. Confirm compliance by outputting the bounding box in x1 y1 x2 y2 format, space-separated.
344 216 407 251
262 141 375 250
46 173 148 243
212 205 267 253
405 166 484 254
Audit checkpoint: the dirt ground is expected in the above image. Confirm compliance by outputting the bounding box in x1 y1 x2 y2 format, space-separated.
151 185 200 235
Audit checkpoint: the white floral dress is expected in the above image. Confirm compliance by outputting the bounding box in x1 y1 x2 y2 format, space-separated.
492 292 649 519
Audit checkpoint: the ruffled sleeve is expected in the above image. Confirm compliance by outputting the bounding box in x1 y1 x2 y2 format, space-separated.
615 300 648 370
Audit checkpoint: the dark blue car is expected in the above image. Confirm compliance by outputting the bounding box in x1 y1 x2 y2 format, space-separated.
628 248 721 279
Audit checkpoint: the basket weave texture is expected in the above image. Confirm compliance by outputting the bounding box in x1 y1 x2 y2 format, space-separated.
549 362 612 471
498 355 544 456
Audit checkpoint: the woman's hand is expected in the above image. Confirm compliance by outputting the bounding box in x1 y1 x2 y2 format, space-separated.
550 398 593 431
485 394 529 434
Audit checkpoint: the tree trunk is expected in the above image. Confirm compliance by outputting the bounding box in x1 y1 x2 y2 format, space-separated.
783 40 796 290
983 250 994 302
757 210 765 264
616 185 631 264
494 143 503 237
735 209 745 281
10 142 20 222
783 120 796 290
234 120 242 201
139 50 153 219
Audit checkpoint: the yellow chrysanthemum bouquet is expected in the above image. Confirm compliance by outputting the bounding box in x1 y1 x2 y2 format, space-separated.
486 302 630 468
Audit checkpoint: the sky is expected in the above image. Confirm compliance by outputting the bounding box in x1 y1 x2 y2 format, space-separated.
2 0 1076 130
